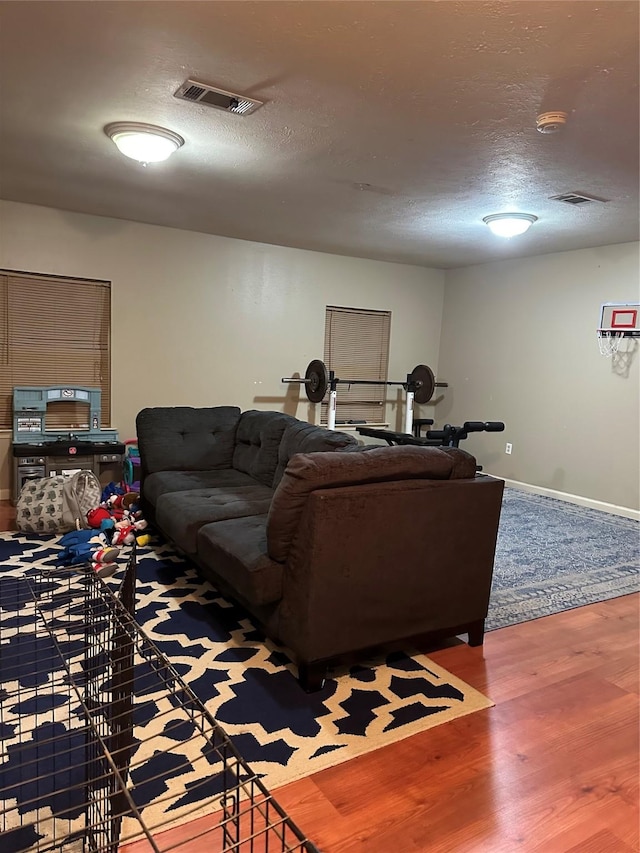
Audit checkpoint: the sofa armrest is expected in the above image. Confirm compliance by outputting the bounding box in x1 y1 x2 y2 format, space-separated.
274 476 504 665
266 445 463 563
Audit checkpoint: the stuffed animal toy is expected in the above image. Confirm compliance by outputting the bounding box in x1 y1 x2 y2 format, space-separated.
106 494 127 520
111 524 134 546
57 529 121 575
92 546 120 565
112 518 148 546
122 492 140 510
87 506 111 528
84 483 148 551
90 547 120 578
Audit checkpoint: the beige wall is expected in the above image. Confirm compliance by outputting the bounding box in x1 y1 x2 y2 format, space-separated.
439 243 640 511
0 200 445 496
2 200 638 511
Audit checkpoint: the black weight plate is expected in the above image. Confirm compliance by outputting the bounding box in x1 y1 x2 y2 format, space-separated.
410 364 436 404
305 359 329 403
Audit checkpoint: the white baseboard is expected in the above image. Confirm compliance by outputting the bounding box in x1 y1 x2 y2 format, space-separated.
493 476 640 521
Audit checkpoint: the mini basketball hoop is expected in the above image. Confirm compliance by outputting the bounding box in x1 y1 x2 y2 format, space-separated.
597 302 640 357
597 328 625 356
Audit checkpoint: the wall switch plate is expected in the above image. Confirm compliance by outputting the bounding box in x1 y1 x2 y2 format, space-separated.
505 442 513 454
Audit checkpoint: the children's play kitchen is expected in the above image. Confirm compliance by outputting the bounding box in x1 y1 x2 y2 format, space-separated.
11 385 125 503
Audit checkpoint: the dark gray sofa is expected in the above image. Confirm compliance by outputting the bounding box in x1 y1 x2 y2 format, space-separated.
136 406 505 690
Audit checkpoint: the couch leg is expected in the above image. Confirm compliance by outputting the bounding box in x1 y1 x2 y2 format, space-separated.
298 661 327 693
468 620 485 647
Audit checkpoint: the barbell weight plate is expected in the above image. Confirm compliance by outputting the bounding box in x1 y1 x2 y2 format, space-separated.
305 359 329 403
409 364 436 404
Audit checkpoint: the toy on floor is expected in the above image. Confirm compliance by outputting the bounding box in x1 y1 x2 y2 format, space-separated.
87 506 113 529
56 528 121 577
123 439 141 493
90 550 119 578
80 480 149 559
111 517 148 547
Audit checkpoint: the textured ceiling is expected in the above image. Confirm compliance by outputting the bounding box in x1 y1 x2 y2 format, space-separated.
0 1 638 268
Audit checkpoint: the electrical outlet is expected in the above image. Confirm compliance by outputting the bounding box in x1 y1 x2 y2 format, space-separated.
505 442 513 455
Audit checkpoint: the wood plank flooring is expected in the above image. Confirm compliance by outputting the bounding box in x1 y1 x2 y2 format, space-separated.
0 500 16 531
272 595 639 853
1 501 637 852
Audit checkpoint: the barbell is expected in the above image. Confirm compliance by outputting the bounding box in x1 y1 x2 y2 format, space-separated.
282 359 447 405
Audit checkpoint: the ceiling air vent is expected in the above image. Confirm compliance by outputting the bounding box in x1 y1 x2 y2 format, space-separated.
549 192 609 205
174 79 264 116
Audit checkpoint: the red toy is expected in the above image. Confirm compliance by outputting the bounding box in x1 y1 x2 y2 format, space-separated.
87 507 111 528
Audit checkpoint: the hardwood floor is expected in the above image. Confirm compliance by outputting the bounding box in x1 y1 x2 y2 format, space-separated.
275 595 639 853
2 501 637 852
0 499 16 531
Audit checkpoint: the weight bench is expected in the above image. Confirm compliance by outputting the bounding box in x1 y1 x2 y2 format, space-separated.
356 421 505 470
356 426 440 447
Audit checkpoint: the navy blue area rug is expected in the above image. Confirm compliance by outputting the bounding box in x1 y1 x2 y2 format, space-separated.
487 489 639 631
0 533 491 843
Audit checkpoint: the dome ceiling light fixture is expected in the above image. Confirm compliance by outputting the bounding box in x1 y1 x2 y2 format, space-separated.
482 213 538 238
104 122 184 164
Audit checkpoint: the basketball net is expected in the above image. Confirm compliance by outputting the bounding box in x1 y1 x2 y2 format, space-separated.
597 329 625 357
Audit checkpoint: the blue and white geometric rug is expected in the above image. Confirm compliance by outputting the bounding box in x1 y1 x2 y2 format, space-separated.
487 488 639 631
0 531 492 840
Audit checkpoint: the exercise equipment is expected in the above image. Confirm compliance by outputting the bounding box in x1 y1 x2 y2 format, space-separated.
282 359 448 431
424 421 505 446
356 421 505 469
303 359 330 404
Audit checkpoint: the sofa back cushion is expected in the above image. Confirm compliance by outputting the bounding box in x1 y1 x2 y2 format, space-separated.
267 444 475 562
136 406 241 474
272 421 359 487
232 410 297 487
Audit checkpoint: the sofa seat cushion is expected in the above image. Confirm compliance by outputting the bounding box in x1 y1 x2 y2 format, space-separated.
232 410 297 487
156 485 274 555
272 421 359 487
197 515 283 606
144 469 258 507
267 445 466 562
136 406 241 473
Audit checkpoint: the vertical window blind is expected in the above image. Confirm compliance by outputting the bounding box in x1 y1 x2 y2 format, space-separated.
322 305 391 423
0 270 111 430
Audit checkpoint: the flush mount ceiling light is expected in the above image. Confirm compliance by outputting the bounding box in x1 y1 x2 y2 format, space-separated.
104 122 184 163
482 213 538 238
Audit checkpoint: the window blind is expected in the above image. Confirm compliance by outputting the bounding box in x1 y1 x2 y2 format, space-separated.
0 270 111 430
322 305 391 423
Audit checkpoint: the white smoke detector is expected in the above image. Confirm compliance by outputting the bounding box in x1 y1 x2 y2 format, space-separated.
536 111 569 134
